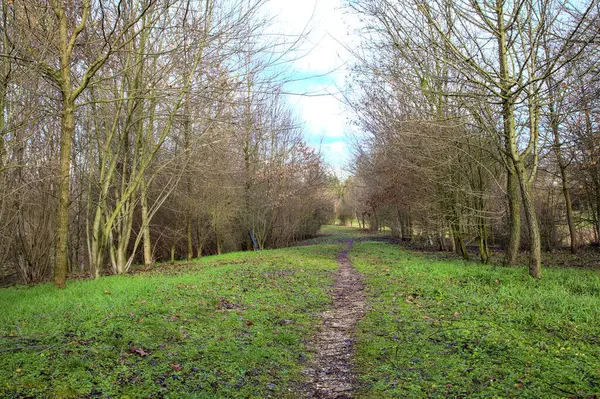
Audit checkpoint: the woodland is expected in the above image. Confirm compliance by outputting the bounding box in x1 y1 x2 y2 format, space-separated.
0 0 332 288
0 0 599 286
1 1 600 397
338 0 600 277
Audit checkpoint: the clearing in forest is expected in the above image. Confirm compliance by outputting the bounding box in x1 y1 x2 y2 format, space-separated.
1 225 600 398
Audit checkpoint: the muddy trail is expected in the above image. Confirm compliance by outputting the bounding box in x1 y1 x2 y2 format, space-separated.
304 239 366 398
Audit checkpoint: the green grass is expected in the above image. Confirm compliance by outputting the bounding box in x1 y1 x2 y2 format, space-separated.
298 224 389 246
0 245 341 398
351 241 600 399
2 226 600 398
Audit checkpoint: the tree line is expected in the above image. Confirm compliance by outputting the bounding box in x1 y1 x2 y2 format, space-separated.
0 0 332 287
341 0 600 277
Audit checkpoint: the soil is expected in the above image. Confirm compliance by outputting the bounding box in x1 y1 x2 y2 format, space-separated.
303 239 366 398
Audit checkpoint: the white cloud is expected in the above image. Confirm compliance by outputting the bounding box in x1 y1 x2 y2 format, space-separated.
263 0 362 175
295 86 346 140
322 141 350 178
323 141 346 155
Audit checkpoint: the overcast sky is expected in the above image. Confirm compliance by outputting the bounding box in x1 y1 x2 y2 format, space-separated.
265 0 359 177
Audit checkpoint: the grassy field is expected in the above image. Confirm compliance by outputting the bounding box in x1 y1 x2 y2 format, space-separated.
0 245 341 398
1 226 600 398
351 241 600 398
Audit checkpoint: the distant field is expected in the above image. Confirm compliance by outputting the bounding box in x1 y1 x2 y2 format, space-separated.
2 226 599 398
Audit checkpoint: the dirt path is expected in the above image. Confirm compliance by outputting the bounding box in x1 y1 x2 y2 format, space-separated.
304 239 366 398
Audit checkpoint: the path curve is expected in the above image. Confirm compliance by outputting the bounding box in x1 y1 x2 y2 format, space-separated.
305 239 365 398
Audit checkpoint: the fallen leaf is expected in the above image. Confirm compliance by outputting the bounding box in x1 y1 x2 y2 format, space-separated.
130 346 149 357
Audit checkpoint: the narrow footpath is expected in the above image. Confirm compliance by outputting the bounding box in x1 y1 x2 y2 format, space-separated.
304 239 366 398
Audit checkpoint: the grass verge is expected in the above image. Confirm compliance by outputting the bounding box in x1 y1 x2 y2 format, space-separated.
0 244 341 398
351 241 600 399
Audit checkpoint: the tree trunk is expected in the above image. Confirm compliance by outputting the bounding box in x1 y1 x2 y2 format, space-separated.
184 91 194 261
560 172 577 253
550 106 577 253
115 200 134 275
595 183 600 245
497 1 531 272
451 223 470 261
438 229 446 251
0 0 8 168
141 176 153 267
186 215 193 261
515 161 542 278
370 210 379 232
54 97 75 288
53 1 91 288
216 236 222 255
406 211 413 241
90 205 103 279
478 215 490 264
505 169 521 265
115 241 126 275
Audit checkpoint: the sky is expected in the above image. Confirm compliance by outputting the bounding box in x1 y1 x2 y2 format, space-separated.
264 0 360 177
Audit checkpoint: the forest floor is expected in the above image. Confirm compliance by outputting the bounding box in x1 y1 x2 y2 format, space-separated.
1 226 600 398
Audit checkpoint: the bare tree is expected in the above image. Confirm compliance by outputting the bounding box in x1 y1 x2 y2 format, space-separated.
347 0 599 277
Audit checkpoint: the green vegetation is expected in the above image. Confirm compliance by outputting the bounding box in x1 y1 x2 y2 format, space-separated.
351 241 600 398
2 226 600 398
299 225 390 246
0 245 341 398
301 225 367 243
